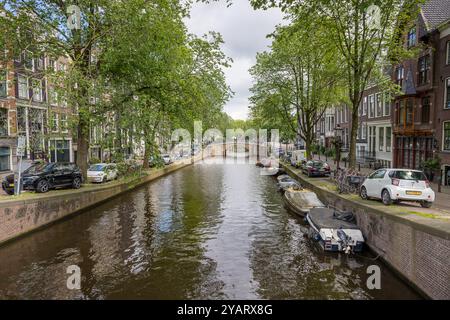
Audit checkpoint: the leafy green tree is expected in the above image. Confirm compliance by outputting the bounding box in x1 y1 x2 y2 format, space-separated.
250 0 423 168
249 13 345 159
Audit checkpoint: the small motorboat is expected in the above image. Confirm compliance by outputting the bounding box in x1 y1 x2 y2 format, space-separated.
277 174 291 182
284 189 325 217
306 208 364 253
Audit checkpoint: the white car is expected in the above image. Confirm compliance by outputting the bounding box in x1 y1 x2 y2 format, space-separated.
162 154 173 165
87 163 118 183
360 169 435 208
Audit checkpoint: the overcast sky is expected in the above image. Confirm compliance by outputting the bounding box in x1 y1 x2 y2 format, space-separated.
185 1 284 120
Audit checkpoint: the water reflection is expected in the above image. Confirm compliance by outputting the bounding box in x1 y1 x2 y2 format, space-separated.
0 162 420 299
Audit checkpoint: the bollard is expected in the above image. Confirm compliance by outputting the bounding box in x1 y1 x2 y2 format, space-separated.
358 163 361 172
344 159 347 168
438 169 442 193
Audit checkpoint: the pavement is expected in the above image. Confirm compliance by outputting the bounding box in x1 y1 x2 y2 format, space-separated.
310 156 450 214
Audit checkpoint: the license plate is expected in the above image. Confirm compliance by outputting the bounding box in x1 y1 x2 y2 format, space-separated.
406 191 422 195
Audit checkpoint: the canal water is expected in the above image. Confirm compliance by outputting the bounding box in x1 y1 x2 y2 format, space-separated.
0 162 420 299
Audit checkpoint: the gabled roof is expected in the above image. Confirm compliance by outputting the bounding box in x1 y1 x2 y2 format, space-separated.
420 0 450 32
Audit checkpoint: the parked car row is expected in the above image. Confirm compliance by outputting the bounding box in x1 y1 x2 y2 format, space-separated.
2 161 121 195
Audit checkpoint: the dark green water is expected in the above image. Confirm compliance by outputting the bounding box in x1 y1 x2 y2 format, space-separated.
0 163 420 299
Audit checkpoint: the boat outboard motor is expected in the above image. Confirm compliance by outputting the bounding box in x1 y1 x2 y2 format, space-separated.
337 228 352 254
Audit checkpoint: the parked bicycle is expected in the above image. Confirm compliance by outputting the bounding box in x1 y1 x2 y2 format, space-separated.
332 168 366 195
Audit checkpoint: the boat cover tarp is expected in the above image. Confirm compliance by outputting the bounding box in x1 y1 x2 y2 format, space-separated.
285 191 324 211
308 208 359 230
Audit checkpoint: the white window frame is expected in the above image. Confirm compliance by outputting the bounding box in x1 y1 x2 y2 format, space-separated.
32 79 43 102
363 97 367 116
17 74 29 99
445 77 450 110
386 126 392 152
446 41 450 65
51 113 59 132
60 114 68 133
22 50 34 71
369 94 375 119
379 127 385 152
443 121 450 152
376 93 382 118
384 92 391 117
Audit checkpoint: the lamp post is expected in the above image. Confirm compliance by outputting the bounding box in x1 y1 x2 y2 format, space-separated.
333 124 343 170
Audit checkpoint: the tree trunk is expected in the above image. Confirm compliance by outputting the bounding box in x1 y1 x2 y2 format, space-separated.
348 101 359 169
76 113 89 181
143 137 151 169
305 139 312 161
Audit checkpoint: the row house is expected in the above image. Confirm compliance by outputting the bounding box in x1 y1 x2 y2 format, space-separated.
316 106 336 149
359 85 393 168
0 51 75 179
392 0 450 184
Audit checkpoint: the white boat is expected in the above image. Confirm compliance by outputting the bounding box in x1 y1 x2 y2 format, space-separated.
306 208 365 253
284 189 325 217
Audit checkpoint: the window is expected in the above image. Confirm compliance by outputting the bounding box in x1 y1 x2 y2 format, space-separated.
0 147 10 171
51 113 59 132
422 97 430 124
32 79 43 102
363 97 367 115
0 71 6 97
35 57 44 70
447 41 450 65
17 106 26 133
384 93 391 116
376 93 382 117
370 170 387 179
48 59 56 71
406 99 414 125
407 27 416 48
444 122 450 151
418 55 430 86
379 127 384 151
59 63 66 71
18 75 28 99
446 78 450 109
0 108 8 136
398 101 404 124
362 124 367 140
395 66 404 87
386 127 392 152
369 95 375 118
60 114 68 133
48 86 58 106
49 139 70 163
21 51 33 70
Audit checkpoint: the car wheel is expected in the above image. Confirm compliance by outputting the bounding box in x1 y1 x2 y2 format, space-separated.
420 201 432 208
36 180 49 193
102 176 107 183
382 189 392 206
72 177 82 189
360 186 368 200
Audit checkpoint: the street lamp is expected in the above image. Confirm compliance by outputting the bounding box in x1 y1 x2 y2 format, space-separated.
333 124 344 170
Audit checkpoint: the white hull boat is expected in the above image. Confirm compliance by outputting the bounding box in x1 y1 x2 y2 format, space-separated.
306 208 365 253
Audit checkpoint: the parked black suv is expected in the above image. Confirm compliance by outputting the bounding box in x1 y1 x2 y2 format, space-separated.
2 162 83 194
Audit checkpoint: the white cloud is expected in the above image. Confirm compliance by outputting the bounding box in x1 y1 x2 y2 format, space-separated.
185 0 283 120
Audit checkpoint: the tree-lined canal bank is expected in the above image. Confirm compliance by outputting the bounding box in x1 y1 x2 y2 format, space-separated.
0 163 419 299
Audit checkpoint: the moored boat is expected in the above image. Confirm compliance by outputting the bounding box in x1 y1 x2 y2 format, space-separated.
284 189 325 217
306 208 365 253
